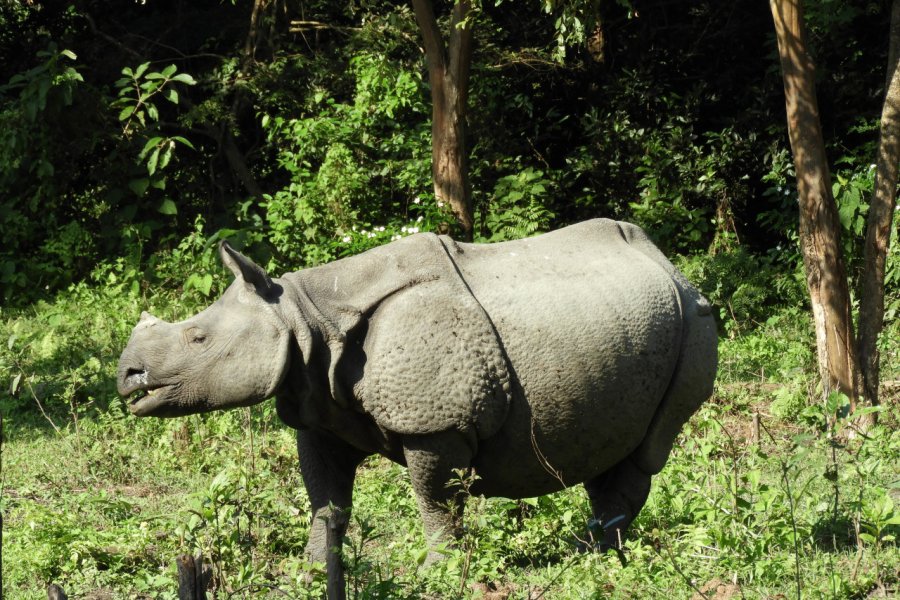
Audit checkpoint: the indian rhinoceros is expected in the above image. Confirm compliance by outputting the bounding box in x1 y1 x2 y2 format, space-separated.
117 218 717 563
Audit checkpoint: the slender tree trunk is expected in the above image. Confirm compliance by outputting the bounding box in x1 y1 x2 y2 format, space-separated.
412 0 475 240
858 0 900 416
769 0 861 408
244 0 272 66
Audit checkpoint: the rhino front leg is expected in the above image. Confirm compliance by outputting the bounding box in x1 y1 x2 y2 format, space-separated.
297 428 369 564
402 431 475 563
583 456 652 552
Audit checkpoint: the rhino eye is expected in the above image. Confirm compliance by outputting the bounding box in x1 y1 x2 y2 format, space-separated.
186 328 207 344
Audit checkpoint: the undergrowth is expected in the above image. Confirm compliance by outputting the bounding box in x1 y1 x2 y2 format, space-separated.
1 255 898 599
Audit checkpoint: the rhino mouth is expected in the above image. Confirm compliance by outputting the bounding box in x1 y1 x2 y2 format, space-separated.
128 385 173 416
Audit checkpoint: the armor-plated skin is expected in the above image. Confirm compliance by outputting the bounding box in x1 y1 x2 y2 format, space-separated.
117 219 717 563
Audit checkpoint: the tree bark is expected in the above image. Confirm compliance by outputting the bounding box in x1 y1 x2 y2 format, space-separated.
858 0 900 415
769 0 861 408
412 0 475 240
176 554 212 600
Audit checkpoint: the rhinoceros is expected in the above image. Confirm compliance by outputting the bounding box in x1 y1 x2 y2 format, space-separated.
117 218 717 563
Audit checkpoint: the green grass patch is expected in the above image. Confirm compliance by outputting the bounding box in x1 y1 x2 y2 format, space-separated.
2 281 898 598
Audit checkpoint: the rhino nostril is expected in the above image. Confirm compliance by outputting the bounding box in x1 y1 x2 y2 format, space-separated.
125 368 148 386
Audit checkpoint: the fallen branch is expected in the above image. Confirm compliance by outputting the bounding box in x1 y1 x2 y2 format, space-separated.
289 20 361 33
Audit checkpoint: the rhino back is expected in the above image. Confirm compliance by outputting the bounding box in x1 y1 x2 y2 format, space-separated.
444 219 684 497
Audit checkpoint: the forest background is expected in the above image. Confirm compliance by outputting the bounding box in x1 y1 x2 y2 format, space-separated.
1 0 898 598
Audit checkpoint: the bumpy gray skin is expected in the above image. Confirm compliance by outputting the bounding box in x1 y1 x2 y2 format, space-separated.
117 219 717 563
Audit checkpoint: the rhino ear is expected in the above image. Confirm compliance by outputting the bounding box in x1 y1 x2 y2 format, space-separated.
219 241 275 297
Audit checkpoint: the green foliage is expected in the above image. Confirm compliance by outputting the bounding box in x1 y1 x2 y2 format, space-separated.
0 44 88 296
570 76 759 253
4 290 897 597
0 43 202 307
676 248 806 335
2 2 900 596
112 62 197 212
717 307 815 384
259 43 438 267
483 166 555 241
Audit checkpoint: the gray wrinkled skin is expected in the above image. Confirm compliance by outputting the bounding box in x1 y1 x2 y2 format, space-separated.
117 219 717 563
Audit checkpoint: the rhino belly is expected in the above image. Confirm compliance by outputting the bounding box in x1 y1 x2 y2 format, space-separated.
462 246 682 498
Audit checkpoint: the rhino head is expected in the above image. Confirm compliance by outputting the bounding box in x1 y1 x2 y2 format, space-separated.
117 242 291 417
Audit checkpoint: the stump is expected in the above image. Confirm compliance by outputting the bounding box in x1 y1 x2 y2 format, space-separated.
326 508 348 600
176 554 212 600
47 584 68 600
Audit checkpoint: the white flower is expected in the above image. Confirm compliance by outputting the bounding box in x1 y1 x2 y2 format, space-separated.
401 226 407 233
417 216 423 222
413 196 421 205
437 201 445 208
377 226 385 232
342 236 351 243
368 232 376 238
410 227 419 234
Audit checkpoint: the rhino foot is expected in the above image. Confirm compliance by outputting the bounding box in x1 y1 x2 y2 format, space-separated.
579 516 630 566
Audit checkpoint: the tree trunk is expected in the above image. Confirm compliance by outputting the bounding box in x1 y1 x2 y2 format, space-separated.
858 0 900 416
243 0 272 67
769 0 861 408
176 554 212 600
412 0 475 240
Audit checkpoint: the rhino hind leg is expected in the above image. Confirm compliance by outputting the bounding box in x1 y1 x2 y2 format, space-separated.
583 456 652 551
583 250 717 552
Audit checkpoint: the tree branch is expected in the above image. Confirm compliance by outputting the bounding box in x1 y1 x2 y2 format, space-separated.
84 13 143 60
448 0 474 104
412 0 447 74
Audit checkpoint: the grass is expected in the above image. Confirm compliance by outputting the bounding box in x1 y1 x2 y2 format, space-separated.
2 281 899 599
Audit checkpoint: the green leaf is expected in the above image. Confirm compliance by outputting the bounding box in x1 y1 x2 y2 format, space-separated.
171 73 196 85
140 80 160 92
10 373 22 396
139 136 163 159
170 136 195 150
118 105 135 122
196 274 213 296
60 49 77 60
147 147 160 175
128 178 150 197
7 334 16 351
158 198 178 215
165 88 179 104
134 62 150 79
158 144 173 171
147 103 158 122
161 64 178 78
